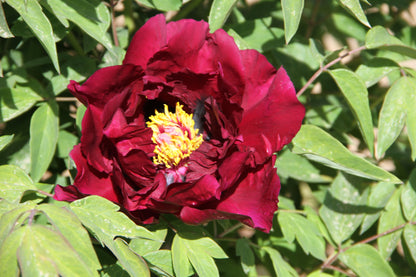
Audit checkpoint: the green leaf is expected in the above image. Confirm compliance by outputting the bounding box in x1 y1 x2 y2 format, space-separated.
0 2 13 38
236 239 256 275
329 69 374 155
143 250 174 277
76 104 87 133
360 182 396 234
29 101 59 183
276 148 331 183
56 130 78 159
278 212 326 260
6 0 59 73
70 196 155 245
404 79 416 160
290 125 401 183
0 135 13 152
378 186 406 259
366 26 416 59
307 271 333 277
172 234 193 277
107 238 150 277
339 244 395 277
262 246 298 277
376 77 416 159
0 165 36 203
17 225 98 276
401 169 416 221
208 0 237 32
282 0 304 43
135 0 182 11
319 173 369 244
337 0 370 27
309 39 325 65
227 29 250 50
331 12 366 41
0 85 42 123
41 0 113 51
37 204 101 272
129 228 167 256
0 226 27 277
355 58 400 88
404 224 416 265
0 202 36 244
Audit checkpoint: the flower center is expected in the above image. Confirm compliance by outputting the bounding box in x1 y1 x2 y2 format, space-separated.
146 102 203 168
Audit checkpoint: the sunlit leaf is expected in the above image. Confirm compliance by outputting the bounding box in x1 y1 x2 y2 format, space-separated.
0 86 42 123
319 173 369 244
6 0 59 72
129 228 167 256
337 0 370 27
404 224 416 265
262 246 298 277
29 101 59 183
209 0 237 32
0 165 36 204
378 187 406 259
279 212 326 260
355 58 400 87
0 135 13 152
143 250 174 277
0 226 26 276
339 244 395 277
282 0 304 44
329 69 374 155
401 169 416 221
366 26 416 59
0 2 13 38
291 125 401 183
172 234 193 277
135 0 182 11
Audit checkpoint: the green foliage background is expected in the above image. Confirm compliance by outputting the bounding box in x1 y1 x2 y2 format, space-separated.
1 0 416 276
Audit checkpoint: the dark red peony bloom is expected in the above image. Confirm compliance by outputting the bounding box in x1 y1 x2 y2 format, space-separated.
54 14 304 232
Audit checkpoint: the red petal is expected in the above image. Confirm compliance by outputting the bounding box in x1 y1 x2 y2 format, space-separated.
123 14 167 67
238 67 305 164
68 65 142 107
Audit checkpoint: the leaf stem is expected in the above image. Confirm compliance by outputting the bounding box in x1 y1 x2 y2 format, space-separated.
297 45 367 97
217 222 244 238
109 0 120 47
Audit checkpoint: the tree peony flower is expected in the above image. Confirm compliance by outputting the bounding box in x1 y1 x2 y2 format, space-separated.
54 14 305 232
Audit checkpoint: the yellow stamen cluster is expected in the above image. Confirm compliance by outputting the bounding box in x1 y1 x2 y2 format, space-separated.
146 103 203 168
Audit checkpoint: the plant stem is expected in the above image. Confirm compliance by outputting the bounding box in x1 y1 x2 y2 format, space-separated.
297 45 367 97
109 0 120 47
55 97 78 102
217 222 244 238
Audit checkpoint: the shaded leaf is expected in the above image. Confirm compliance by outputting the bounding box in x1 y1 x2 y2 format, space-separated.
290 125 401 183
0 165 36 204
0 85 42 123
262 246 298 277
366 26 416 59
135 0 182 11
319 173 369 244
337 0 371 27
378 186 406 259
56 130 78 159
0 135 13 152
29 101 59 183
209 0 237 32
339 244 395 277
401 169 416 221
6 0 59 72
279 212 326 260
281 0 304 43
329 69 374 155
360 182 396 234
0 2 13 38
236 239 256 275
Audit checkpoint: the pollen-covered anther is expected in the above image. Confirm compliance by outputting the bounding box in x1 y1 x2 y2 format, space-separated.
146 102 203 168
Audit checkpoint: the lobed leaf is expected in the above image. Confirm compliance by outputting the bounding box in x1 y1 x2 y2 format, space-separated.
129 228 167 256
278 212 326 260
143 250 174 277
329 69 374 155
281 0 304 44
339 244 396 277
6 0 59 72
290 125 401 183
172 234 193 277
29 101 59 183
208 0 238 32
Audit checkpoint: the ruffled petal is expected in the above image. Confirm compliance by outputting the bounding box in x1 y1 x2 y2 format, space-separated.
238 67 305 164
123 14 167 67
